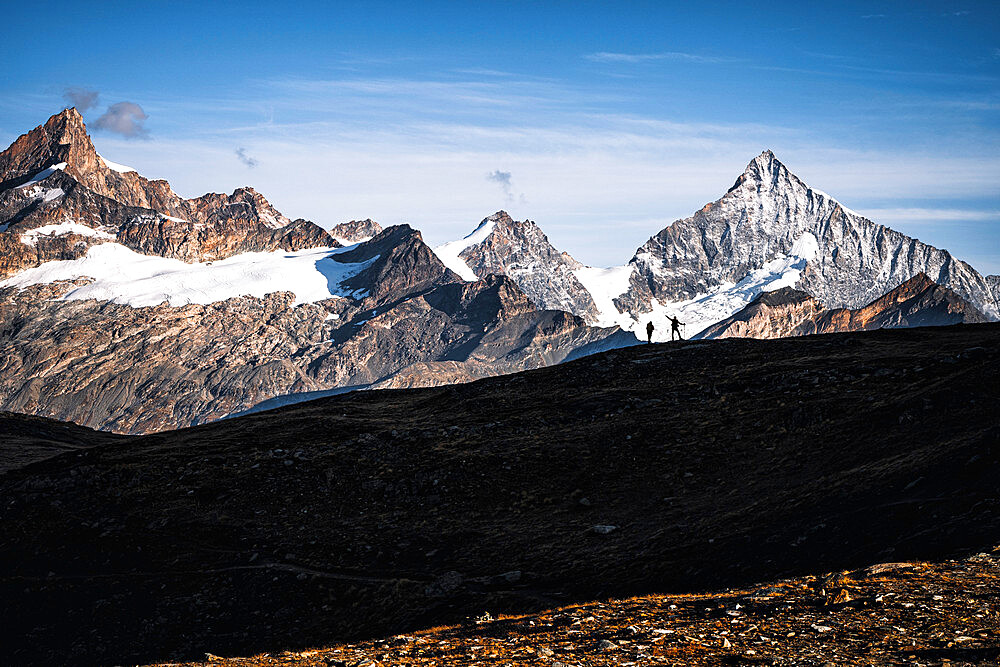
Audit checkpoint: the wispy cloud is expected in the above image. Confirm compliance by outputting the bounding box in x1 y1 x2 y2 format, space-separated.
235 147 258 168
93 101 149 138
486 169 526 204
861 13 886 19
453 68 517 78
63 87 99 112
857 207 1000 224
585 51 736 64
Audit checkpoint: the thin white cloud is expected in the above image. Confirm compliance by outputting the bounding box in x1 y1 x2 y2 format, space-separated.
856 208 1000 223
585 51 736 64
453 67 517 77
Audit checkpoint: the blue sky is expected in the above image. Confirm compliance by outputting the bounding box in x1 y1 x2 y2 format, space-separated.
2 0 998 272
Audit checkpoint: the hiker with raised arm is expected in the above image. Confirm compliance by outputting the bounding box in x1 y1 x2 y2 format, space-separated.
668 315 684 341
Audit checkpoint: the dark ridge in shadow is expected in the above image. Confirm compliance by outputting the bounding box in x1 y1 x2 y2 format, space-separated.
1 323 998 666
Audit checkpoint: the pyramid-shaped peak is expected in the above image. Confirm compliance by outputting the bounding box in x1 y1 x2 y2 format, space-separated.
726 149 808 196
893 272 938 294
50 106 86 129
0 107 102 182
743 149 787 178
38 107 94 156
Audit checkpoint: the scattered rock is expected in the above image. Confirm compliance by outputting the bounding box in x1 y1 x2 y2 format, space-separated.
591 524 618 535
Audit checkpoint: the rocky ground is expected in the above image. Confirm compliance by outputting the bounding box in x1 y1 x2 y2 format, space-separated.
1 323 997 666
148 549 1000 667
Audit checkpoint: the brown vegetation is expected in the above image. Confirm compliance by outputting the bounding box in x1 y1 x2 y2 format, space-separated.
148 548 1000 666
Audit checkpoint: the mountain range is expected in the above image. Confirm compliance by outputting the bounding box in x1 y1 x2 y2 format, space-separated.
431 152 998 337
0 108 995 433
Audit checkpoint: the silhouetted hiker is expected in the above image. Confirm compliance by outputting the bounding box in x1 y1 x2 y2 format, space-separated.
668 315 684 341
646 321 654 343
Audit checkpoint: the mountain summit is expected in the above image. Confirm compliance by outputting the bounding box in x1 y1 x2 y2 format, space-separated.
613 150 999 332
433 211 602 321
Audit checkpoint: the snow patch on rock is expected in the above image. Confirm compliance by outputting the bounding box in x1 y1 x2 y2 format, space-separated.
16 163 67 188
573 264 634 327
98 155 136 174
333 235 373 246
19 222 115 247
432 215 499 281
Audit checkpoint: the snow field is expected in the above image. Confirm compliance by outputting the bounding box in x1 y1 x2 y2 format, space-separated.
0 243 377 308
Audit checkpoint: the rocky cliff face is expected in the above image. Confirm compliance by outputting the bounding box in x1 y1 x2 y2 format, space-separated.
987 275 1000 307
697 273 989 340
0 108 336 277
693 288 826 340
615 151 999 323
434 211 602 322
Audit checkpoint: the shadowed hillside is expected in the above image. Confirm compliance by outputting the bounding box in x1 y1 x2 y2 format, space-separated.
1 323 998 666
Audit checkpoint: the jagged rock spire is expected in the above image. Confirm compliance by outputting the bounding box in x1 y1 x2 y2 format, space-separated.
0 108 100 183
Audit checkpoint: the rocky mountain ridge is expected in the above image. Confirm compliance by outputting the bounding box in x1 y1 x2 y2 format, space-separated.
433 211 603 323
0 108 337 278
0 223 624 433
0 110 632 433
695 273 990 340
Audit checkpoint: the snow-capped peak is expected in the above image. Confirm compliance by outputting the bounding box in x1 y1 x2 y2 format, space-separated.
731 149 797 192
747 149 778 172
